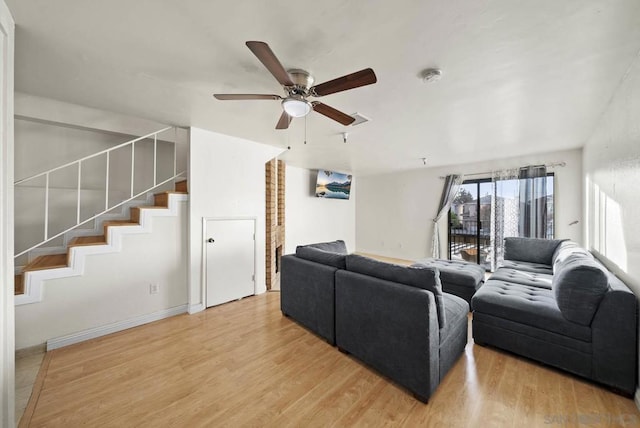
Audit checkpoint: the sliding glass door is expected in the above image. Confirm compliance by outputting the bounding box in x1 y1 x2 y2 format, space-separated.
448 180 492 270
449 174 554 271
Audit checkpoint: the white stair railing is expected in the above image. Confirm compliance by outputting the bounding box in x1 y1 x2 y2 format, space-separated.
14 126 185 259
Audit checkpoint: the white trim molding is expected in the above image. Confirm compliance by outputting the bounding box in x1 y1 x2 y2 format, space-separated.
16 193 188 305
188 303 205 314
46 304 188 350
0 0 14 424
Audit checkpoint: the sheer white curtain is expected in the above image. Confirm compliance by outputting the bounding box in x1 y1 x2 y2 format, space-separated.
489 165 550 271
490 168 519 271
432 174 463 258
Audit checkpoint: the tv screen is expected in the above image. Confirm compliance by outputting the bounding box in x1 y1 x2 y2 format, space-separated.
315 170 352 200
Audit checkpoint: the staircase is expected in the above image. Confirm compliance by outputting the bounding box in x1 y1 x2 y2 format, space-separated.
14 180 188 305
14 126 188 305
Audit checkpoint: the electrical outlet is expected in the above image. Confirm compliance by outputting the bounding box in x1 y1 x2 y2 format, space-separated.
149 283 159 294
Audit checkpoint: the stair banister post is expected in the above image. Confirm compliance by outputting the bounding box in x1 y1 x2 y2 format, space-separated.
173 128 177 179
44 172 49 240
76 161 82 224
130 140 135 198
153 134 157 187
105 151 110 211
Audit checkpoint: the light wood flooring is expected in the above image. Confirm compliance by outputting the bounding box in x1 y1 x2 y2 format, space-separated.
15 346 45 425
19 292 639 427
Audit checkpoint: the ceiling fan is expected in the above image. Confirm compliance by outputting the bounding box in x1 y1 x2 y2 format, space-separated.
214 41 377 130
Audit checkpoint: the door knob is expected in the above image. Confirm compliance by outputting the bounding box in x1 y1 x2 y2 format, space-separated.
207 238 215 243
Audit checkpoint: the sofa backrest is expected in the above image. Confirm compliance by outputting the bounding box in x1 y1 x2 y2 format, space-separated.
294 240 349 269
304 240 348 254
344 254 446 327
504 237 565 266
295 246 347 269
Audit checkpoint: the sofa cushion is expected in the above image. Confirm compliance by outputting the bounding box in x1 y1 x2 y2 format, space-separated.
345 254 445 326
296 246 346 269
553 258 609 325
471 279 591 342
412 258 485 288
504 237 565 265
489 268 553 290
305 240 348 254
440 293 469 342
500 260 554 275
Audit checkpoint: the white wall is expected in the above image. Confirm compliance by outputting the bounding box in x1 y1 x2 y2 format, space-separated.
15 202 188 349
356 148 582 261
15 92 168 137
284 165 356 254
188 128 283 313
582 52 640 400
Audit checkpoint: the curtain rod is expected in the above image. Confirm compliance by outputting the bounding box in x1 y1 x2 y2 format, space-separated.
439 161 566 179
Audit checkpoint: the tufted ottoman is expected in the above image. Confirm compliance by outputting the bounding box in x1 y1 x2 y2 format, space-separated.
412 258 486 304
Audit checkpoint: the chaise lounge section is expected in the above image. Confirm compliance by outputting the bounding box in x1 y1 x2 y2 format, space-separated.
471 238 638 395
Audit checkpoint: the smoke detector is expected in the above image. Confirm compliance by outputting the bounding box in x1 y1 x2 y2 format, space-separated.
421 68 442 83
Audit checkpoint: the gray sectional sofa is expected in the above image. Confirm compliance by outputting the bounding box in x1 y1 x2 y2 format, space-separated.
472 237 638 395
280 240 469 402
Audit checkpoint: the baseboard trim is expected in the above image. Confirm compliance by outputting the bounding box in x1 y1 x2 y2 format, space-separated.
188 303 205 314
635 387 640 411
46 304 188 351
15 343 46 357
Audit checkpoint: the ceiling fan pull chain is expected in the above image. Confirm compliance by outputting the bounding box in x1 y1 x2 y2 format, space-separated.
304 115 307 145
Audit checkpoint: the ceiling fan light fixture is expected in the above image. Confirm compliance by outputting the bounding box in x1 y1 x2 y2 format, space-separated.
282 96 311 118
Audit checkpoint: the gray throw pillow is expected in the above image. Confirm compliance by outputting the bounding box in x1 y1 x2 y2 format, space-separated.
504 237 565 265
345 254 445 327
296 246 346 269
306 240 347 254
553 258 609 325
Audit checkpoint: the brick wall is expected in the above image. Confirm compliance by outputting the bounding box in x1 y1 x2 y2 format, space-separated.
265 159 285 290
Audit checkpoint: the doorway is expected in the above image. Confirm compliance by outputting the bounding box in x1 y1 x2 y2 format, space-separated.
448 174 555 270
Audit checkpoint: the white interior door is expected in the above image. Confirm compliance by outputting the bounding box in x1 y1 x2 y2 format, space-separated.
205 218 255 308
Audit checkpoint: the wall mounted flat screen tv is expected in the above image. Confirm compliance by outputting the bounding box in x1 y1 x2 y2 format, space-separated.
315 170 352 200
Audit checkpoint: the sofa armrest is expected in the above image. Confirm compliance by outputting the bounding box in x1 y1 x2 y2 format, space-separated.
590 278 638 394
335 270 440 402
280 255 338 344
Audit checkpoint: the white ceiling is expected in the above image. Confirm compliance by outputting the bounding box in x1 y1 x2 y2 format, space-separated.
7 0 640 176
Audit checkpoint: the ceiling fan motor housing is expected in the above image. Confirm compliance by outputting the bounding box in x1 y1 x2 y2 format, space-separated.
287 69 314 94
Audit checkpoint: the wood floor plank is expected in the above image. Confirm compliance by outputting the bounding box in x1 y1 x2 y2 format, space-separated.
23 293 639 427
